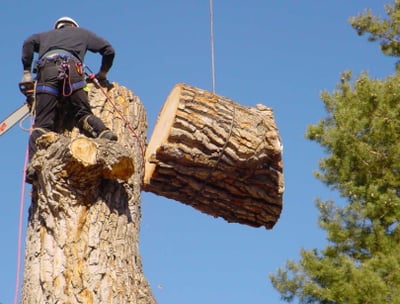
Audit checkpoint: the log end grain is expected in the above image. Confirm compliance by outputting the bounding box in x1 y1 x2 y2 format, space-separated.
104 156 135 181
70 137 98 165
144 83 183 184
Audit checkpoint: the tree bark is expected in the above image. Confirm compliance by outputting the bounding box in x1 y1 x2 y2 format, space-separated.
21 83 155 304
143 83 284 229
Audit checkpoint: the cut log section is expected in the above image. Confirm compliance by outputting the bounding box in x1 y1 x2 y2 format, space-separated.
143 83 284 229
69 136 135 181
33 132 135 187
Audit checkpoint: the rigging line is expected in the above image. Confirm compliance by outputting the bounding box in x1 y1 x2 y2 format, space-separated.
209 0 216 93
98 84 145 160
188 104 236 202
14 118 33 304
19 114 32 132
85 69 146 162
14 83 36 303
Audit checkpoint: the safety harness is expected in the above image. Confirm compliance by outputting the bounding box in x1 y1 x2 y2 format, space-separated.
35 49 86 97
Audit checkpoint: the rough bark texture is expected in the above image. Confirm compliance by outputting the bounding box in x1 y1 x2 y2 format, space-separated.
143 83 284 229
21 83 155 304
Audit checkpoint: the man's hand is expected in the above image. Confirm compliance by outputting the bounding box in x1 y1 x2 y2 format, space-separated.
95 71 107 80
19 78 35 109
95 71 113 89
21 70 33 83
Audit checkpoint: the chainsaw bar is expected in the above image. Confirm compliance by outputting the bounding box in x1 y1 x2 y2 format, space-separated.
0 103 30 136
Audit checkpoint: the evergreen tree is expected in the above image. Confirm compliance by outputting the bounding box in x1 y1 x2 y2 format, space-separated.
270 2 400 303
350 0 400 58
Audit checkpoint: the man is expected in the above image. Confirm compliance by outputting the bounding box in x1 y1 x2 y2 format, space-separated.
21 16 118 183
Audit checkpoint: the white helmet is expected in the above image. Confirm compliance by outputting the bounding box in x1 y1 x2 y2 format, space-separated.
54 17 79 29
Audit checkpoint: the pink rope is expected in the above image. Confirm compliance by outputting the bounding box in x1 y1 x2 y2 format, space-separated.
14 121 32 304
90 75 146 160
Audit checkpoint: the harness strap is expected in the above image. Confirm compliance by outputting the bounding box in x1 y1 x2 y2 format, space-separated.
36 85 58 95
35 50 79 71
41 49 79 61
36 80 86 96
35 50 85 97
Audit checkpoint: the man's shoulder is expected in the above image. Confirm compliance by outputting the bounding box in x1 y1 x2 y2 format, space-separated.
39 28 58 35
60 27 96 38
28 28 58 38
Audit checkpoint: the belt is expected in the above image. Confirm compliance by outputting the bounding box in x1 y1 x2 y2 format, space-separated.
40 49 79 61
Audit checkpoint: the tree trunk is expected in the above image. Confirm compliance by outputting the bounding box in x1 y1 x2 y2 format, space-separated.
143 83 284 229
21 83 155 304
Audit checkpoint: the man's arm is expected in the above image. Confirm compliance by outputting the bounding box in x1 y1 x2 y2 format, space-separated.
21 34 40 71
86 31 115 75
21 34 40 84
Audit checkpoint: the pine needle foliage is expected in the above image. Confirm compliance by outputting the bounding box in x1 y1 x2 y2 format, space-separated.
349 0 400 58
270 2 400 303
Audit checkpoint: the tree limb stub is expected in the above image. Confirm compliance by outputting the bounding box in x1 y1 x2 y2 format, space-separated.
70 137 135 181
32 133 134 188
143 83 284 229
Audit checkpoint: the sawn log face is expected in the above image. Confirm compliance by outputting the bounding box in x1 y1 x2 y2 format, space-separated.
144 83 284 229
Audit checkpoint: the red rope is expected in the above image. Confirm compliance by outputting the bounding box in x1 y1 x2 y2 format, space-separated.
90 75 146 160
13 133 30 304
14 113 33 304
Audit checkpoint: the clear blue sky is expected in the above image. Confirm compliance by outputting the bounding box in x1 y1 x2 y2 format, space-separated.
0 1 394 303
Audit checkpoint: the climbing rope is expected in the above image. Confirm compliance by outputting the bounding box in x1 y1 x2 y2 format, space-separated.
13 81 36 304
14 116 33 304
85 67 146 162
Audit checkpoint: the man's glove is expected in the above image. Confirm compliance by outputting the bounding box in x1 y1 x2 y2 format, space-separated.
95 71 113 89
21 70 33 83
19 79 35 109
